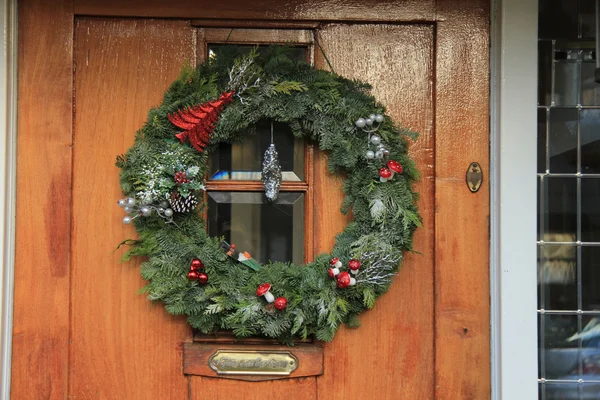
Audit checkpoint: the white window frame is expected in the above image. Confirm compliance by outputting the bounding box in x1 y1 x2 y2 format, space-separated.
490 0 539 398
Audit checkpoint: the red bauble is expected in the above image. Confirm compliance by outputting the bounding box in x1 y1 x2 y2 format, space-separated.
190 258 204 271
274 297 288 310
336 271 351 288
187 270 199 280
197 272 209 284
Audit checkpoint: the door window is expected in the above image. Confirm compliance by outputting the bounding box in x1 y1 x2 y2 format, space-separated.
202 32 314 265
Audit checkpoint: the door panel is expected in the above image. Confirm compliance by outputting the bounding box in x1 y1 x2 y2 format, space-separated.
14 1 490 399
71 18 194 399
314 24 435 400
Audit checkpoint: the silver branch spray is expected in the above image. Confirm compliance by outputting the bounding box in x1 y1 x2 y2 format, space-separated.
262 123 282 201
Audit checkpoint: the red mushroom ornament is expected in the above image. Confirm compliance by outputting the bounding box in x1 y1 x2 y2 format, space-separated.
336 271 356 288
256 283 275 303
329 257 342 278
274 297 288 310
379 167 392 183
387 160 403 178
348 259 361 275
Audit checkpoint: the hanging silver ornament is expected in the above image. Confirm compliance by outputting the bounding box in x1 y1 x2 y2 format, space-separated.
262 123 282 201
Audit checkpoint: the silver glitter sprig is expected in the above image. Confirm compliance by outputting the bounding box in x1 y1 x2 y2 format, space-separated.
262 144 282 201
117 197 179 228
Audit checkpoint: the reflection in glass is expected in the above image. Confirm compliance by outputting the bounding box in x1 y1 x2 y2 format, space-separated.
542 177 577 239
581 62 600 106
582 179 600 242
538 244 577 310
538 41 553 106
548 108 577 173
580 109 600 174
538 108 547 174
209 121 304 181
582 246 600 310
539 0 578 40
207 192 304 265
554 60 579 107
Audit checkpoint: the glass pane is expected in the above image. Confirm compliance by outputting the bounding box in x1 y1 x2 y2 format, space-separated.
540 314 579 379
538 108 548 173
554 60 580 107
209 120 304 181
539 0 578 40
207 192 304 265
582 246 600 310
538 244 577 310
543 177 577 239
582 179 600 242
548 108 578 173
581 109 600 174
539 41 553 106
581 62 600 106
580 0 596 39
208 44 307 63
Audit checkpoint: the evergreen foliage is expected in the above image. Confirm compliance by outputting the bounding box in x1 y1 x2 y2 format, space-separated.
116 46 421 343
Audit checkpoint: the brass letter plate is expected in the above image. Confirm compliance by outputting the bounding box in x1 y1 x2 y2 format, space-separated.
209 350 298 376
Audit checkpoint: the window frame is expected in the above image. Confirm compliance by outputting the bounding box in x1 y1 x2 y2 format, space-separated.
199 28 316 263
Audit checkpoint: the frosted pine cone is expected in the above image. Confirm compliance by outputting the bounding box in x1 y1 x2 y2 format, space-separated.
170 191 198 213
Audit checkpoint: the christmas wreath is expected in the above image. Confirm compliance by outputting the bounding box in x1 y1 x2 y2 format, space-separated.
116 47 421 344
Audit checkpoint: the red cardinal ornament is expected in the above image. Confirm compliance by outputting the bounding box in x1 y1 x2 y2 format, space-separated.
168 91 235 152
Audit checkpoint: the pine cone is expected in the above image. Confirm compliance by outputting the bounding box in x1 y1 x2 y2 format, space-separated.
170 191 198 213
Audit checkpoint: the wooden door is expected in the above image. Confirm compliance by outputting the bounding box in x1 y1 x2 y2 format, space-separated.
12 1 489 399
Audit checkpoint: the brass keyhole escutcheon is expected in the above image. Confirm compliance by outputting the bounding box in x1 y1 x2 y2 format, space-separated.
466 162 483 193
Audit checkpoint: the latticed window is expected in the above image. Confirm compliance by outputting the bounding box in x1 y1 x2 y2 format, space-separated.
537 0 600 398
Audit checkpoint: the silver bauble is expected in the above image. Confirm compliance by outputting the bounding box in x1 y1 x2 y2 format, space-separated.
117 199 127 208
164 208 174 217
365 150 375 159
375 114 384 123
371 135 381 145
355 118 367 128
123 216 133 224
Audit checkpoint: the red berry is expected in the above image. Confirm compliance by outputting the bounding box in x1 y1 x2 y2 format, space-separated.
336 272 351 289
187 271 199 280
190 258 204 271
274 297 288 310
197 272 209 284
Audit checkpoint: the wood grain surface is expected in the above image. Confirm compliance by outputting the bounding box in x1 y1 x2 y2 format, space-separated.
314 23 436 400
74 0 435 22
12 1 73 398
70 18 195 399
435 1 491 399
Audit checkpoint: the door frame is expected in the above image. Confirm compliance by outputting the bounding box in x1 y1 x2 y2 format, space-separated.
2 0 499 399
490 0 538 398
0 0 17 399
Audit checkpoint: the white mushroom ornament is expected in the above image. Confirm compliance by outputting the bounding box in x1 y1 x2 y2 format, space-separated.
328 257 342 278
